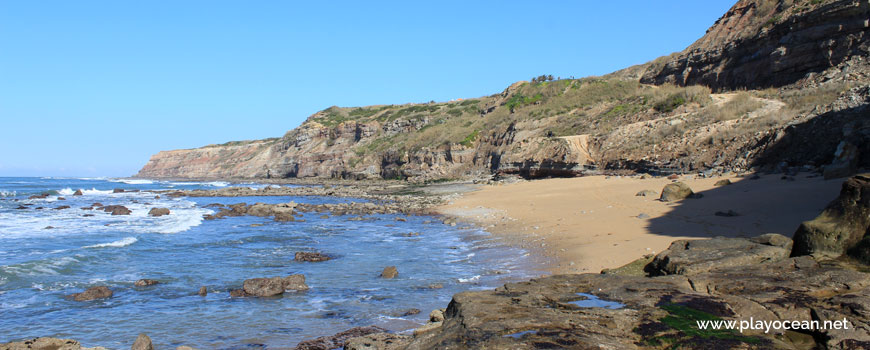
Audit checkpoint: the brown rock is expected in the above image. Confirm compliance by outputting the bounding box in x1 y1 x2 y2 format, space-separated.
0 337 91 350
713 179 732 186
241 275 308 297
198 286 207 296
293 326 388 350
147 208 170 217
102 205 131 215
69 286 113 301
54 205 70 210
294 252 331 262
112 188 125 193
793 174 870 263
131 333 153 350
381 266 398 279
659 182 694 202
73 189 83 196
134 279 159 287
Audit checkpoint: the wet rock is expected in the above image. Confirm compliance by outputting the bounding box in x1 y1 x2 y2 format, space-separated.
381 266 398 279
294 252 331 262
134 279 159 287
645 235 792 276
57 197 66 201
228 289 249 297
793 174 870 262
69 286 113 301
198 286 207 296
147 208 170 217
102 205 131 215
713 179 732 186
293 326 388 350
15 206 27 209
28 193 49 199
274 212 296 222
83 214 94 217
659 182 694 202
112 188 125 193
398 308 420 317
131 334 152 350
92 203 104 208
54 205 70 210
241 275 308 297
44 226 54 229
635 189 657 197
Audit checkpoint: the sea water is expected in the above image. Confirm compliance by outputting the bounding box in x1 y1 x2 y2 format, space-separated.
0 177 542 349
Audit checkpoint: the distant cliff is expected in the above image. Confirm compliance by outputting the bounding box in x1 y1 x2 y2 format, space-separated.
138 0 870 180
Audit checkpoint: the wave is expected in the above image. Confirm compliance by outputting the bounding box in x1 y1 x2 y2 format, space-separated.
110 179 154 185
0 190 16 197
83 237 138 249
58 187 114 196
458 275 481 283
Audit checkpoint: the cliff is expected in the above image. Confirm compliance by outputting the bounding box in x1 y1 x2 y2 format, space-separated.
137 0 870 181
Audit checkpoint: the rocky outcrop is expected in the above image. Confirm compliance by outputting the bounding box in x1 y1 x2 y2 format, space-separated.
348 234 870 349
293 326 388 350
232 275 308 297
641 0 870 91
68 286 113 301
792 173 870 262
0 338 106 350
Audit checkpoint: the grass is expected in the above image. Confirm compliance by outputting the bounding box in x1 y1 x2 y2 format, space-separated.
636 303 760 347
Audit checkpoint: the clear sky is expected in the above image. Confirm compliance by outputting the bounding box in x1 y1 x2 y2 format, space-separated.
0 1 735 177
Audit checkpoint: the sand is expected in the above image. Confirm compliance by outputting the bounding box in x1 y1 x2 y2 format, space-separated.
437 173 844 275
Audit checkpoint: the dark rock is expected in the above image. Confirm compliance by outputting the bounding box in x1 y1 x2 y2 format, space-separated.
69 286 113 301
241 275 308 297
82 214 94 217
659 182 694 202
147 208 170 217
399 308 421 316
43 226 54 229
824 141 860 179
793 174 870 262
274 212 296 222
381 266 398 279
54 205 70 210
92 202 104 208
73 189 83 196
15 206 27 209
645 235 792 276
131 333 153 350
293 326 388 350
294 252 331 262
198 286 207 296
134 279 159 287
714 210 739 217
56 197 65 201
102 205 131 215
112 188 125 193
667 174 679 180
229 289 249 297
28 193 49 199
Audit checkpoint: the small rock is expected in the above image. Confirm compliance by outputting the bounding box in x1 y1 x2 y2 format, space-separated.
148 208 170 217
715 210 740 217
57 197 66 200
635 190 657 197
131 333 153 350
69 286 113 301
73 189 84 196
400 308 421 316
113 188 125 193
198 286 208 296
381 266 398 279
714 179 732 186
295 252 331 262
637 213 650 219
54 205 70 210
134 279 159 287
429 309 445 322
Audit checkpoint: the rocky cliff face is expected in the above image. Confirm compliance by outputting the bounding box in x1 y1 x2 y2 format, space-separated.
138 0 870 181
641 0 870 91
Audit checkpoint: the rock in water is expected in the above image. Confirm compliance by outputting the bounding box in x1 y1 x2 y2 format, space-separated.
381 266 398 279
102 205 131 215
792 174 870 262
198 286 207 296
659 182 694 202
131 334 153 350
294 252 331 262
241 275 308 297
69 286 113 301
293 326 388 350
134 279 159 287
112 188 125 193
73 189 83 196
147 208 170 217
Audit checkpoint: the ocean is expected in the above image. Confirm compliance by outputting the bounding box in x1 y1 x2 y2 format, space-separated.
0 177 541 349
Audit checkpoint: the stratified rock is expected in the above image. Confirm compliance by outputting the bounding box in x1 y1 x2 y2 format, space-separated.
645 234 792 276
659 182 694 202
131 334 152 350
824 141 860 179
635 189 657 197
134 279 159 287
293 326 388 350
713 179 732 186
294 252 331 262
73 189 83 196
380 266 398 279
69 286 113 301
147 208 170 217
793 174 870 262
241 275 308 297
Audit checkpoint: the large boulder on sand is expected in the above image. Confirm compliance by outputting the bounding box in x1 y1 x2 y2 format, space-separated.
69 286 113 301
792 174 870 262
645 234 792 276
659 182 695 202
240 275 308 297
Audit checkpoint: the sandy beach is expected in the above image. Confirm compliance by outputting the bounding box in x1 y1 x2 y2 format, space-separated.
438 173 844 274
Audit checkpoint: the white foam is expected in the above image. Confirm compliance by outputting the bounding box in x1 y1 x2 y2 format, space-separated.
458 275 480 283
110 179 154 185
58 188 75 196
0 190 16 197
84 237 138 249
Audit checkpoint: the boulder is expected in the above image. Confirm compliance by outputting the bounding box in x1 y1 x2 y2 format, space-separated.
635 189 657 197
274 212 296 222
134 279 159 287
241 275 308 297
293 326 388 350
659 182 694 202
131 334 152 350
823 141 860 180
381 266 398 279
294 252 331 262
102 205 131 215
147 208 170 217
72 189 83 196
713 179 732 186
645 234 792 276
69 286 113 301
792 174 870 262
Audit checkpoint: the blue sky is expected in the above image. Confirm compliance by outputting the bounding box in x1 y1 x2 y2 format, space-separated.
0 1 735 177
